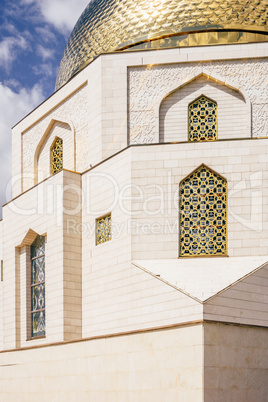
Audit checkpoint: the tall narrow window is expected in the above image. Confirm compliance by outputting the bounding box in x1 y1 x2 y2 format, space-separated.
31 235 46 337
96 214 112 245
179 165 227 257
189 95 217 141
51 137 63 174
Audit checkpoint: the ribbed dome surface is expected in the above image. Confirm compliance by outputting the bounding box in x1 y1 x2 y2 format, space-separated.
55 0 268 89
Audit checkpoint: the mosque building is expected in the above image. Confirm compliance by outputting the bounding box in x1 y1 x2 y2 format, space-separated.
0 0 268 400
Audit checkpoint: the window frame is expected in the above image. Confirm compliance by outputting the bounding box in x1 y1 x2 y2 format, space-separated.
50 136 63 175
30 235 46 339
95 213 112 246
188 94 218 142
179 164 228 258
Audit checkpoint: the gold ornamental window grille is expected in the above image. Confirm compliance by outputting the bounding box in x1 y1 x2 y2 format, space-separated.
96 214 112 245
51 137 63 174
189 95 217 142
179 165 227 257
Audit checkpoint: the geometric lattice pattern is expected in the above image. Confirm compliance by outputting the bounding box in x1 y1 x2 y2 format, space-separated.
189 95 217 141
31 235 46 337
96 214 112 245
179 165 227 257
51 137 63 174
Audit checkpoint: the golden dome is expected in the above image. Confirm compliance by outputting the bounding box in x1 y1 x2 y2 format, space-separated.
55 0 268 89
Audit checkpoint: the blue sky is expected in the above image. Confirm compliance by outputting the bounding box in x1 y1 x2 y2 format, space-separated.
0 0 89 218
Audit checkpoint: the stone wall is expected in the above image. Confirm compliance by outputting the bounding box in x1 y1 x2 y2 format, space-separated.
204 322 268 402
0 324 203 401
1 322 267 401
129 140 268 259
1 170 82 350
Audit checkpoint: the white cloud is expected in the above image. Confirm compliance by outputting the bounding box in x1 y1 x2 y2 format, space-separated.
40 0 89 33
21 0 90 34
3 79 21 90
0 36 28 69
37 44 55 61
35 26 57 44
1 22 18 35
0 83 45 216
32 62 54 78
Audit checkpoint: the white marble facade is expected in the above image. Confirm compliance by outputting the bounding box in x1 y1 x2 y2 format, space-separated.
0 42 268 400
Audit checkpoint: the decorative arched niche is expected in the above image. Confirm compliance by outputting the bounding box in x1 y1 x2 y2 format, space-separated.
34 119 75 184
159 73 250 143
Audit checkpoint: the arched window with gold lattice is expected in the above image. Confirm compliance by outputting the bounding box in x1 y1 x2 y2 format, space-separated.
188 95 217 141
179 164 227 257
50 137 63 174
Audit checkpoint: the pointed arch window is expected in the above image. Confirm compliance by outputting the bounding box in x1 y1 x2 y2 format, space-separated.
189 95 217 141
51 137 63 174
31 235 46 337
179 165 227 257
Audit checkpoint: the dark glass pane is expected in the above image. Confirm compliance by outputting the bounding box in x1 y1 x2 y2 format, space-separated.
32 311 46 337
31 235 45 259
31 235 46 337
31 256 45 284
31 284 45 311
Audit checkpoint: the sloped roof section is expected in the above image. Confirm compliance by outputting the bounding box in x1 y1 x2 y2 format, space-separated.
133 257 268 302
